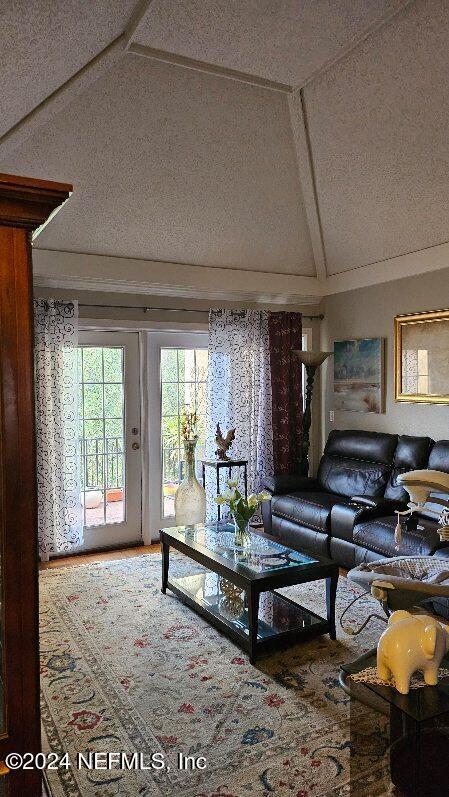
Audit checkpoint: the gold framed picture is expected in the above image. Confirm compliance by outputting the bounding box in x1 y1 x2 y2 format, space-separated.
395 308 449 403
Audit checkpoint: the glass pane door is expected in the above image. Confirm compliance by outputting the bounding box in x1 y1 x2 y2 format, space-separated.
77 331 142 551
145 331 208 541
79 345 125 527
160 347 208 518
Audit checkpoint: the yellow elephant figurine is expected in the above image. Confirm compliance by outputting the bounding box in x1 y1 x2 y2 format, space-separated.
377 610 449 694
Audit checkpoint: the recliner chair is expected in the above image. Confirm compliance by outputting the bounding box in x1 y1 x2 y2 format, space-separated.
262 430 447 567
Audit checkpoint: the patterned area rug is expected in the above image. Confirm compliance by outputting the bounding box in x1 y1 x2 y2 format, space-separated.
40 553 393 797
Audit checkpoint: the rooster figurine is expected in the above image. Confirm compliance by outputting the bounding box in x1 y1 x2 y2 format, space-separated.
215 423 235 461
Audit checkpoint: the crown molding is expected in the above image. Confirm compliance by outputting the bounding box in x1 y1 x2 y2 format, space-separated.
33 274 322 305
32 240 449 303
32 249 324 305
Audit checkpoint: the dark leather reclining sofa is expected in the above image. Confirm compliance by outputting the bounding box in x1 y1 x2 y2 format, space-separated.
262 430 449 570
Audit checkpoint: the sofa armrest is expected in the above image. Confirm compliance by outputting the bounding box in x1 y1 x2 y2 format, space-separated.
351 495 407 511
263 474 320 495
331 497 405 544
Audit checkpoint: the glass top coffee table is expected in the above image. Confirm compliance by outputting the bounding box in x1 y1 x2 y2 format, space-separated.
160 522 339 663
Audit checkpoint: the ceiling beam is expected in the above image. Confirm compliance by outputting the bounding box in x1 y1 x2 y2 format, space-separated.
0 0 151 158
300 0 414 91
288 88 327 281
0 35 126 159
123 0 157 49
326 239 449 295
127 43 293 93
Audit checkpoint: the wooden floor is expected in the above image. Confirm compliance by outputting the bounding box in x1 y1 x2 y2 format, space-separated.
39 543 160 570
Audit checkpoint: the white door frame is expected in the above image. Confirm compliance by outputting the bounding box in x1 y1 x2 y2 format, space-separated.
78 330 142 551
141 331 208 543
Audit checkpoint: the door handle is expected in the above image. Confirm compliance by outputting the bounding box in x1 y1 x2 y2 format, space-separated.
132 442 140 450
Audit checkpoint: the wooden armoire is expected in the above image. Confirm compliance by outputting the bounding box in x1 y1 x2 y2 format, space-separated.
0 174 72 795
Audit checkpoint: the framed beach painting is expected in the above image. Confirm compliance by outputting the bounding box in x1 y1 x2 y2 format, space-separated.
395 308 449 403
334 338 384 413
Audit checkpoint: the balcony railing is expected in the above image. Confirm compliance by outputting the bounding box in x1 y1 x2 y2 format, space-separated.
80 436 124 490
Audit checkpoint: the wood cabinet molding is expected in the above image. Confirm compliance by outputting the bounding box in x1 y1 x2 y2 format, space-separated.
0 173 72 796
0 172 72 231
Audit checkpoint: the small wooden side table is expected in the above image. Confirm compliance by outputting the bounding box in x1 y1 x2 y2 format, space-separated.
201 459 248 520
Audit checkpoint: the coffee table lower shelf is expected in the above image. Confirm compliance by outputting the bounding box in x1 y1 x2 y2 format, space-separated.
166 572 330 662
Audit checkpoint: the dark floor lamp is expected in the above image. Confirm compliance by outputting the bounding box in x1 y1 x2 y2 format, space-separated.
293 350 333 476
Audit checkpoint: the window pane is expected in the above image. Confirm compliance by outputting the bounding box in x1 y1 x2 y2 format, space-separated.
83 384 103 419
195 349 208 381
105 418 123 439
184 349 195 381
163 444 180 484
161 383 178 416
161 349 178 382
82 347 103 382
104 384 123 418
162 416 179 447
177 349 185 381
196 383 207 420
83 419 103 439
103 348 123 382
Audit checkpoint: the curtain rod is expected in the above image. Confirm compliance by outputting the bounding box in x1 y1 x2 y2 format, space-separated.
78 302 324 320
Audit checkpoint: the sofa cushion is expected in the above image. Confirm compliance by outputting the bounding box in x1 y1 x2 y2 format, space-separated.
384 435 434 502
428 440 449 472
271 490 352 534
263 474 319 495
353 514 443 558
317 430 397 499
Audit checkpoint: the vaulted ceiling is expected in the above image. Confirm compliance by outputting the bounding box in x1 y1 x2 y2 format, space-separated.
1 0 448 302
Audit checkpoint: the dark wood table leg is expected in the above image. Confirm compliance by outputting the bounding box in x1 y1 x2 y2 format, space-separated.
216 467 221 521
326 573 338 640
161 539 169 594
247 587 260 664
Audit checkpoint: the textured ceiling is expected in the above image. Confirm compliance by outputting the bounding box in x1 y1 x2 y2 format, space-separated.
303 0 449 275
134 0 404 85
0 55 314 274
1 0 447 291
0 0 136 137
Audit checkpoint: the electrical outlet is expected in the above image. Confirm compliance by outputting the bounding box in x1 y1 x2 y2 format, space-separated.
329 410 335 422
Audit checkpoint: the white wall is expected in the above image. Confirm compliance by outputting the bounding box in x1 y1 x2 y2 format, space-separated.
321 267 449 446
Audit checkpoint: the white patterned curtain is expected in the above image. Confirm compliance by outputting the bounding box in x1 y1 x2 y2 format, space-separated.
206 309 273 520
34 299 83 561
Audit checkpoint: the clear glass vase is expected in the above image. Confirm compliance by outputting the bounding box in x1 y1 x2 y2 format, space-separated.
232 514 252 548
174 439 206 528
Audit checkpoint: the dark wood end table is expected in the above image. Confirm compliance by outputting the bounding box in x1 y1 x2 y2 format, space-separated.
201 459 248 520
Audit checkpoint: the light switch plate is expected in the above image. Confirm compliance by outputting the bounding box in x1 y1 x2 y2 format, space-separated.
329 410 335 422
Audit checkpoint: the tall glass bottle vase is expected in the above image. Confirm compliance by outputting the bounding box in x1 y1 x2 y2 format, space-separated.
174 439 206 527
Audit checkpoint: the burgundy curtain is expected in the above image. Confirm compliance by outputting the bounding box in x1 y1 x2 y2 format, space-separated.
268 312 303 474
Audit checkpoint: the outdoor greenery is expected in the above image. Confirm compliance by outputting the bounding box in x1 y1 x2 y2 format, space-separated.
76 346 209 514
160 348 208 507
78 347 125 490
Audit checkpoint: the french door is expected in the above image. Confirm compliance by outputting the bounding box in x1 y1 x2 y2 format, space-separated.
145 332 208 541
78 331 142 550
